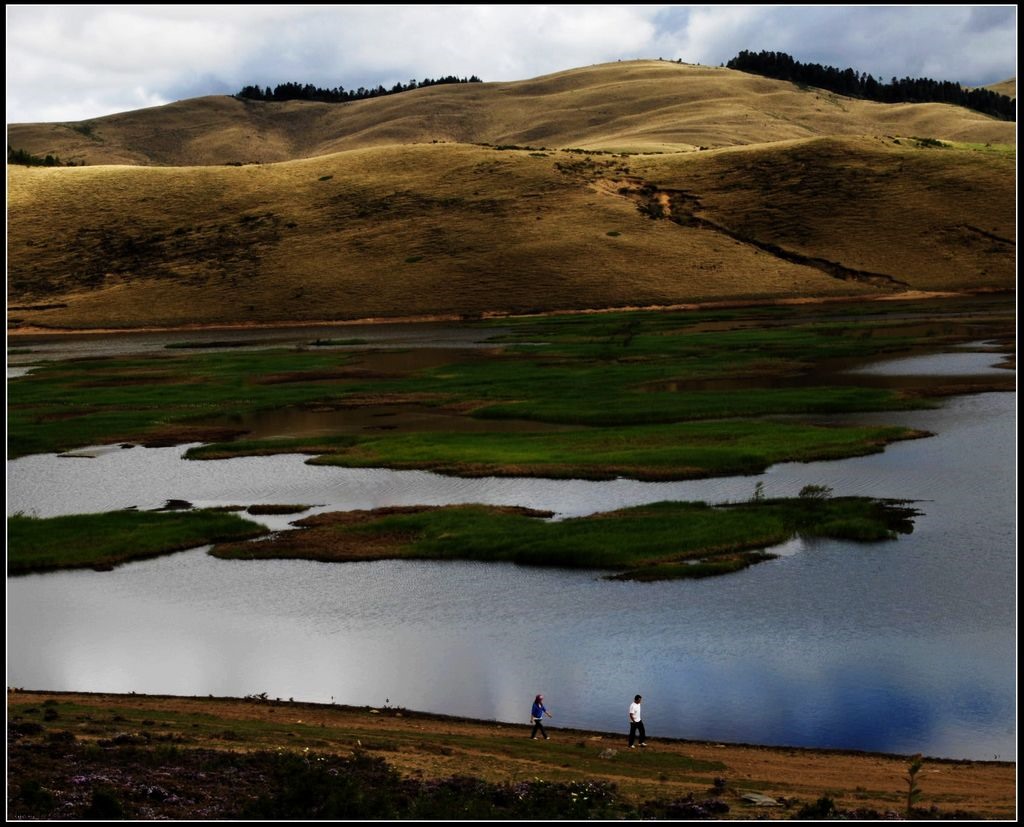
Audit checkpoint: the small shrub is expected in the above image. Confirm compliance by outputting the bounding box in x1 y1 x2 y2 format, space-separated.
905 754 924 816
799 484 834 500
246 504 310 515
84 787 125 820
9 721 44 737
796 795 836 819
17 780 56 814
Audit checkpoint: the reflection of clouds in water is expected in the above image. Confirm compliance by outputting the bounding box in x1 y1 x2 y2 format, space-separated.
679 633 1013 755
4 445 769 520
8 543 1016 760
847 348 1013 376
641 651 934 754
6 393 1016 761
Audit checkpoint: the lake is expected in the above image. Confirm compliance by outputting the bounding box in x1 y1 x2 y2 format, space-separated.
6 346 1016 761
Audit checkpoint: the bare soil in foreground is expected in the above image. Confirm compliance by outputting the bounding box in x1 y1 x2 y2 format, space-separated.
7 690 1015 820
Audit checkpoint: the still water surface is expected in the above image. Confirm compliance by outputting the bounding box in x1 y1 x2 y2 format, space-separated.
6 351 1016 760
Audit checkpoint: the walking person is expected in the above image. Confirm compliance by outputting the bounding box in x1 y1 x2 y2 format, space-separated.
628 694 647 748
530 694 552 740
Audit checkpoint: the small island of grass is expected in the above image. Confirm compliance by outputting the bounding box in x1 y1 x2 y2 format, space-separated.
211 496 919 580
186 421 927 482
8 510 269 575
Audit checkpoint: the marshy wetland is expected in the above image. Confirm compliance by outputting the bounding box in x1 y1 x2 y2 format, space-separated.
6 296 1016 760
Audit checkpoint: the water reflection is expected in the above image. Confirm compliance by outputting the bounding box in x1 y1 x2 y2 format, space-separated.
847 347 1012 376
6 321 507 365
7 389 1015 760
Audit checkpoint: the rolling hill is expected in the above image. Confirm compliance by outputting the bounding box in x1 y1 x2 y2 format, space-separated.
9 61 1015 166
7 61 1016 330
984 77 1016 99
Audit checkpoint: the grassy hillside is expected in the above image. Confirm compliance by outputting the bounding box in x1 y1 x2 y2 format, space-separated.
8 134 1014 329
8 61 1015 167
7 61 1015 330
984 77 1015 99
636 136 1016 293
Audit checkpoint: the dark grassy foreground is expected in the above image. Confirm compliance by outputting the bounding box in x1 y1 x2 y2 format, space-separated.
211 497 919 580
6 740 640 820
9 691 1012 820
7 510 268 575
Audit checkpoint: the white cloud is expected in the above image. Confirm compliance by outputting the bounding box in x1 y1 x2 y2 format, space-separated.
5 5 1017 124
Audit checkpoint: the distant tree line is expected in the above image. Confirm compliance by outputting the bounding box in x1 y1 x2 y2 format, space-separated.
726 50 1015 121
7 146 82 166
236 74 482 104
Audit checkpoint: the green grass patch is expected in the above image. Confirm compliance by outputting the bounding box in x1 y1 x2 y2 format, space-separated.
6 297 1011 467
188 435 359 460
211 498 919 579
296 420 923 480
8 510 269 574
7 348 361 457
945 141 1016 157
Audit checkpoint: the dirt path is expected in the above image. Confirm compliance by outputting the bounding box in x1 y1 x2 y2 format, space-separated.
8 690 1015 819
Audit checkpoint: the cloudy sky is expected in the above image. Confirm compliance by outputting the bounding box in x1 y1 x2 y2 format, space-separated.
5 4 1017 124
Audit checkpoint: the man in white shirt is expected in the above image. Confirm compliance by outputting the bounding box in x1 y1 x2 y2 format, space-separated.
628 694 647 748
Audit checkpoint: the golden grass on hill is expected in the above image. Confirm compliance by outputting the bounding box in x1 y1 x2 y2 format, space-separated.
983 77 1015 99
8 61 1016 167
634 135 1016 293
7 61 1016 330
7 133 1014 330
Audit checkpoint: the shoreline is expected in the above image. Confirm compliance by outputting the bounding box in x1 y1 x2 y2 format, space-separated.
5 290 969 337
6 688 1013 766
8 689 1016 820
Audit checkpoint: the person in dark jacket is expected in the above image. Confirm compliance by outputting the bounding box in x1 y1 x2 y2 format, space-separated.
530 694 552 739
